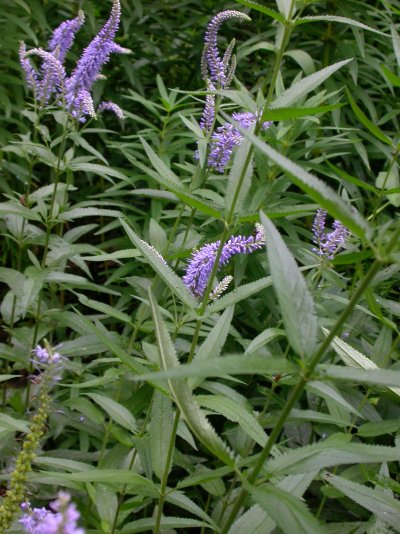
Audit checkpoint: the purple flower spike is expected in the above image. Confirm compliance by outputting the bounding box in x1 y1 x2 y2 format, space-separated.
32 344 62 366
199 80 216 133
48 10 85 62
19 42 39 91
204 10 250 88
19 492 84 534
98 100 124 119
25 48 66 103
207 113 271 173
183 223 265 297
312 209 349 260
65 0 121 112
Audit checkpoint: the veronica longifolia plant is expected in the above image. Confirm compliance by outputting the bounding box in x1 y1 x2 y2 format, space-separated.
20 0 128 121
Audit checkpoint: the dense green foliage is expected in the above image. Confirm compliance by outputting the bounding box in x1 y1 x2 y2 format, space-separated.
0 0 399 532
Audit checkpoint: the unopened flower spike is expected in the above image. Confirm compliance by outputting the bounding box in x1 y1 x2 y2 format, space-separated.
98 101 125 119
183 224 265 298
19 42 39 91
210 275 233 300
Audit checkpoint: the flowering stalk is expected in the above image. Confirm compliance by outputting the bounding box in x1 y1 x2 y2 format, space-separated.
0 386 49 531
183 223 265 298
312 209 349 260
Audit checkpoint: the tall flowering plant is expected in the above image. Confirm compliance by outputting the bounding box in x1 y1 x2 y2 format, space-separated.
20 0 128 121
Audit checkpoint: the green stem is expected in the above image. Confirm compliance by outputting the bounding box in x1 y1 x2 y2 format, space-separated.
221 224 400 533
153 409 181 534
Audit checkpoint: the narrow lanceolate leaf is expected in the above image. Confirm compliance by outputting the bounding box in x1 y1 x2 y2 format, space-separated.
261 212 318 358
148 289 234 466
141 137 182 188
234 0 284 22
346 90 393 146
225 135 254 216
132 353 296 382
190 306 234 388
270 59 352 109
322 366 400 391
265 441 400 476
323 472 400 530
196 394 268 447
262 104 342 122
250 484 324 534
87 393 137 433
78 294 132 324
206 277 273 315
121 219 197 309
239 130 370 239
149 390 175 481
321 328 400 397
295 15 388 37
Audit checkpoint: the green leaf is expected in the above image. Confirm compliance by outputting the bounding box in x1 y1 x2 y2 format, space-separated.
321 329 400 397
245 328 285 356
78 294 132 325
322 365 400 391
239 130 370 239
234 0 284 22
323 472 400 529
58 207 122 221
0 375 21 383
132 353 296 382
229 505 273 534
0 413 29 433
120 517 210 533
67 162 127 181
381 64 400 87
206 277 273 315
250 484 324 534
141 138 182 188
190 306 234 388
34 457 95 472
306 380 363 418
271 59 352 109
148 289 234 465
266 441 400 476
86 393 137 433
121 219 197 309
0 202 41 221
358 419 400 438
295 15 388 37
261 212 318 358
225 133 254 216
149 390 175 481
261 104 342 122
166 491 218 529
346 90 393 146
196 394 268 447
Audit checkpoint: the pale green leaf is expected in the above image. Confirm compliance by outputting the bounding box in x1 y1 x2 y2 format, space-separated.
149 390 175 480
87 393 137 433
261 212 318 358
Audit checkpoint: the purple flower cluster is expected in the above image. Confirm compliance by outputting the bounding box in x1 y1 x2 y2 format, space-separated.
20 0 126 121
312 209 349 260
32 345 61 366
19 492 84 534
204 10 250 89
207 112 272 173
183 223 265 297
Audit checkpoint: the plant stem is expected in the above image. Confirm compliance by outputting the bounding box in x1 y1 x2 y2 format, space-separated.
221 224 400 533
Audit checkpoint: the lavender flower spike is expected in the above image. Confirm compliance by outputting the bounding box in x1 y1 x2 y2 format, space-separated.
183 224 265 297
19 42 38 91
199 80 216 133
25 48 67 103
312 209 349 260
65 0 121 113
204 10 250 88
98 101 124 119
48 10 85 62
207 112 272 173
19 492 84 534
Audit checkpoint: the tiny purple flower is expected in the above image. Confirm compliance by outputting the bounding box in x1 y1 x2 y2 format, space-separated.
199 80 216 133
32 345 62 366
183 223 265 297
19 42 39 91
